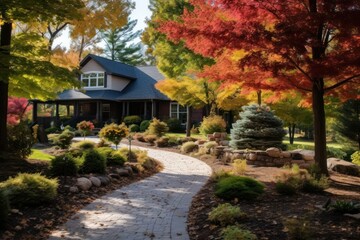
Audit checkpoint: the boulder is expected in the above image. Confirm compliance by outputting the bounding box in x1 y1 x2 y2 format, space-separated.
116 168 130 177
327 158 360 176
280 151 292 158
248 153 257 161
89 177 101 187
98 176 111 185
109 173 120 179
69 186 79 193
266 147 281 158
300 150 315 161
124 166 134 175
76 177 92 191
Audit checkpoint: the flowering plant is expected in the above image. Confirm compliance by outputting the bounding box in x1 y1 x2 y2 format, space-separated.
76 121 94 140
99 123 129 149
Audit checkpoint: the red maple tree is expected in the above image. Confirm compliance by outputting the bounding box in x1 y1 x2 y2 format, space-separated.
7 97 32 125
160 0 360 174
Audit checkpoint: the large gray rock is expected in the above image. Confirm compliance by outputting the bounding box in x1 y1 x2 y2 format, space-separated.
266 147 281 157
89 177 101 187
76 177 92 191
116 168 130 177
98 176 111 185
327 158 360 176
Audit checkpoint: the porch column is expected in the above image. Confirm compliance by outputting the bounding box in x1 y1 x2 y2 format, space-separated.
55 103 59 123
144 101 147 119
74 102 79 117
126 102 129 115
96 101 100 123
122 102 126 118
151 100 156 118
32 101 38 123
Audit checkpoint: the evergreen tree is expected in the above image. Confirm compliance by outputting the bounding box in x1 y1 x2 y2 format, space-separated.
102 19 145 65
334 99 360 150
230 105 286 150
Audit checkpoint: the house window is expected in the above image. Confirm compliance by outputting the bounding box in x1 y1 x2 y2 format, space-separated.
170 102 187 124
81 72 105 88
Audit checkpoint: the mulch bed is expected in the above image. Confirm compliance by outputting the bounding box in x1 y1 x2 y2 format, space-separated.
0 156 160 240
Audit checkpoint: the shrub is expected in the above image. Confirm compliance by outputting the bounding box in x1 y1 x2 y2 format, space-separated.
190 125 200 134
331 200 360 214
129 124 140 133
351 151 360 166
204 141 218 150
96 138 111 147
215 176 265 200
7 121 36 159
166 118 182 133
230 105 286 150
45 126 59 134
211 170 233 181
275 172 304 195
123 115 142 126
221 225 258 240
71 140 96 150
140 120 151 132
208 203 246 226
144 134 158 144
168 137 181 146
133 132 146 142
63 125 75 132
275 181 298 195
155 137 169 148
0 190 9 228
116 147 137 162
180 141 198 153
81 149 106 174
302 175 329 193
50 154 78 176
326 147 346 159
99 123 129 149
147 118 169 137
232 159 247 175
199 115 226 135
0 173 58 206
284 218 313 240
52 129 74 149
108 152 126 166
76 120 94 139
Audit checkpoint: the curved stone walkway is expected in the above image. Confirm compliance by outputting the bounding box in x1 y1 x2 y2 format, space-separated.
49 142 212 240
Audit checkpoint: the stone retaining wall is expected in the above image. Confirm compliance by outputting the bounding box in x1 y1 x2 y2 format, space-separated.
219 147 315 168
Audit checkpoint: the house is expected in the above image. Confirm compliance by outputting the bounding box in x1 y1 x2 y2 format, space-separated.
32 54 204 128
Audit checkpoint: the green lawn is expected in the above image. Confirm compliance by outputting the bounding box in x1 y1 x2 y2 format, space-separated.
28 149 54 161
283 137 344 149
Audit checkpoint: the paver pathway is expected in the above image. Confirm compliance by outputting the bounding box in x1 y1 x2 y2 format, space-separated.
50 141 212 240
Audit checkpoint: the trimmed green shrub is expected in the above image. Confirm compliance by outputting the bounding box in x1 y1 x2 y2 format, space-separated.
0 173 58 206
230 105 286 150
140 120 151 132
129 124 140 132
155 137 169 148
0 190 9 229
180 141 198 153
71 140 96 150
331 200 360 214
116 147 138 162
199 115 226 135
52 129 74 149
166 118 182 133
147 118 169 137
221 225 258 240
99 123 129 149
123 115 142 126
81 149 106 174
7 121 36 159
215 176 265 200
50 154 78 176
63 125 75 132
302 175 329 193
208 203 246 226
204 141 218 150
351 151 360 166
108 152 126 166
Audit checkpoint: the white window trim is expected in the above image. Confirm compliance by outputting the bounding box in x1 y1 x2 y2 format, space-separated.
81 71 105 88
170 102 187 125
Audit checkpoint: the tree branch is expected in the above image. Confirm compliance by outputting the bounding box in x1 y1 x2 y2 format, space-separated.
283 55 313 82
324 74 360 92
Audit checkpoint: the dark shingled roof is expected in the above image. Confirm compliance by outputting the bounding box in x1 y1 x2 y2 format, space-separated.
57 55 168 101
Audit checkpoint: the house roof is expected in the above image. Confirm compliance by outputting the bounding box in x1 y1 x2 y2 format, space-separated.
80 54 137 79
57 55 168 101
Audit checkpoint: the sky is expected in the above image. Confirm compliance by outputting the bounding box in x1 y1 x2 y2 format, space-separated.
54 0 151 49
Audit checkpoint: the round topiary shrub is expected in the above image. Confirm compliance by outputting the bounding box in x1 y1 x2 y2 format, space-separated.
81 149 107 174
129 124 140 133
108 152 126 166
123 115 142 126
71 140 96 150
166 118 183 133
215 175 265 200
50 154 78 176
99 123 129 149
0 190 9 229
230 104 286 150
180 141 198 153
208 203 246 226
7 121 36 159
147 118 169 137
140 120 150 132
0 173 58 207
199 115 226 135
52 129 75 149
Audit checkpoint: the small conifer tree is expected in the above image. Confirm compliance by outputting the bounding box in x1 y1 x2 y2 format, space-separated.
230 104 286 150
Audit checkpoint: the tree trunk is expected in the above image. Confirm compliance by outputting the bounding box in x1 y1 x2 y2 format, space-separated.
0 21 12 153
312 80 328 175
288 124 296 144
257 90 262 106
186 105 192 137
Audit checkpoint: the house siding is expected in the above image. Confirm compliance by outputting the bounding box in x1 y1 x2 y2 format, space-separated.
81 59 104 72
108 75 130 91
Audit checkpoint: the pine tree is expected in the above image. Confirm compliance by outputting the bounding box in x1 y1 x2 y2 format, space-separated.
102 19 145 65
230 105 286 150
